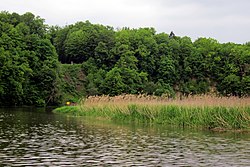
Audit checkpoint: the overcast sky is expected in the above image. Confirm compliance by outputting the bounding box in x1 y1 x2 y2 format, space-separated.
1 0 250 43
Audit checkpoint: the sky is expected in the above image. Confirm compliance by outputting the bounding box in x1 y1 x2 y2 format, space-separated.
1 0 250 44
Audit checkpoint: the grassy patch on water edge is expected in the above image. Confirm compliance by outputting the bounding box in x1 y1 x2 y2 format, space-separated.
54 104 250 131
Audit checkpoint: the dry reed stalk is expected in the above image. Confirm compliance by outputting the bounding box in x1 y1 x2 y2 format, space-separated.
82 94 250 108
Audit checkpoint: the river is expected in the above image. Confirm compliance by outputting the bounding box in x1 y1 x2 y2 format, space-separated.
0 107 249 166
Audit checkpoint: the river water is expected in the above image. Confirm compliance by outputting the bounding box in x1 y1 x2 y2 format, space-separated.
0 108 249 166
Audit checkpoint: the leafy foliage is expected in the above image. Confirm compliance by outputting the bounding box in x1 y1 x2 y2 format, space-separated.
50 18 250 97
1 11 249 107
53 21 249 97
0 11 60 106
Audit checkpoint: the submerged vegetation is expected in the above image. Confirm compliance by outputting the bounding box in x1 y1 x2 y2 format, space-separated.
0 11 249 106
54 95 250 131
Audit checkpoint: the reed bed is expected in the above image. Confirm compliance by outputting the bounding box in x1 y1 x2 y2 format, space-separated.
83 94 250 107
54 95 250 131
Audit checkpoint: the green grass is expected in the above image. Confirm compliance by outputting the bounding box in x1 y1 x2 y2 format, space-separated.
54 104 250 131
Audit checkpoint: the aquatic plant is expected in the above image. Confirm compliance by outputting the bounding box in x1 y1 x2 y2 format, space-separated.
54 95 250 131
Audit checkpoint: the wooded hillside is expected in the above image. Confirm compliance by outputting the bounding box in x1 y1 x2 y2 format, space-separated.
0 11 249 106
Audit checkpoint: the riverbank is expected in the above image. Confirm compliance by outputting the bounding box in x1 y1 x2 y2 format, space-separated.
54 95 250 131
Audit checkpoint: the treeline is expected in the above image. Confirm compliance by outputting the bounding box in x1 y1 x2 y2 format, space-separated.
0 11 249 106
0 11 60 106
51 20 250 98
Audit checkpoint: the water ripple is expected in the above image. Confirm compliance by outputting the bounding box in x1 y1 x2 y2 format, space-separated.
0 109 250 166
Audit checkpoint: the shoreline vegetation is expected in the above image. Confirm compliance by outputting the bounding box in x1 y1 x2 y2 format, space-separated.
54 95 250 132
1 11 249 107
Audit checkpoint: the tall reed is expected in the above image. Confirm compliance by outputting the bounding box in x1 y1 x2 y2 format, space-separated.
54 95 250 131
83 94 250 107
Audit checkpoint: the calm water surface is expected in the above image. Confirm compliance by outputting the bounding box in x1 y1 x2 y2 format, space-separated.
0 108 249 166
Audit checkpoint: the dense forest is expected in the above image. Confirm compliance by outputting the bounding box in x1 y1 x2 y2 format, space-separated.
0 11 249 106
